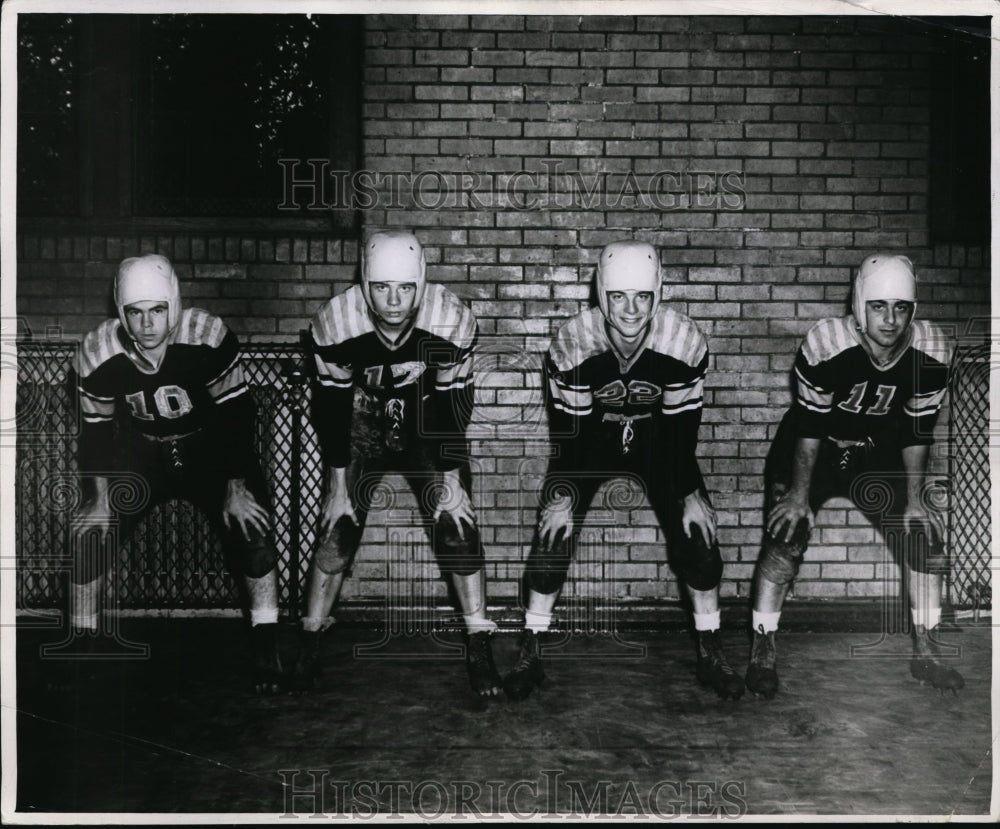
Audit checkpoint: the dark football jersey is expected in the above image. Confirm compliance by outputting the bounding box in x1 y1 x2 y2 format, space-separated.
308 282 477 470
74 309 254 476
546 305 708 497
793 316 951 446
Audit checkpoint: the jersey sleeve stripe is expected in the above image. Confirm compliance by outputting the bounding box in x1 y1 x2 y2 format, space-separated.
207 368 247 401
552 398 592 416
213 384 248 405
206 354 242 388
662 398 703 415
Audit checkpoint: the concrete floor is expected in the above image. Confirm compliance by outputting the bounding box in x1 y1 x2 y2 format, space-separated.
10 618 994 818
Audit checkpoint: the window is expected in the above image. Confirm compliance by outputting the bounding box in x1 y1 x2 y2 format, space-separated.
17 13 363 233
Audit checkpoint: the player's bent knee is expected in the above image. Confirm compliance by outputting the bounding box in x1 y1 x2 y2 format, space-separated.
524 532 572 595
68 527 112 584
757 543 804 586
675 526 723 591
313 516 362 575
433 514 484 577
240 532 279 579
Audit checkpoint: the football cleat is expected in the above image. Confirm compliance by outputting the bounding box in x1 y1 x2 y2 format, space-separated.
745 626 779 699
503 629 546 702
465 631 502 700
696 630 745 700
910 630 964 694
288 629 323 694
251 623 284 695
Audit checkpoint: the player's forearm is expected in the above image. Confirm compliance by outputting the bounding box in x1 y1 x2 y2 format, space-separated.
312 385 354 468
325 465 350 497
901 443 931 505
787 436 821 500
91 474 110 506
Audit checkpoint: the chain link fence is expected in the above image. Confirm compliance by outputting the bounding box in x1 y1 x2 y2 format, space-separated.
15 338 993 616
948 341 992 612
15 340 322 616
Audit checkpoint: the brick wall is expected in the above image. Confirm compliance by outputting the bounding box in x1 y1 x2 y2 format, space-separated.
15 14 991 617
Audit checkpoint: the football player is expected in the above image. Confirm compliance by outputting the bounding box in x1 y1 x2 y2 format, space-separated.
746 253 961 697
504 240 744 702
69 254 283 693
296 230 501 701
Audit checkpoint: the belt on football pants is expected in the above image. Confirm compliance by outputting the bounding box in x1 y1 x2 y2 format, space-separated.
601 411 652 456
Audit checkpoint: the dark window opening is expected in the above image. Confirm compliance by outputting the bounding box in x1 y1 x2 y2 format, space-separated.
16 13 362 234
928 17 990 245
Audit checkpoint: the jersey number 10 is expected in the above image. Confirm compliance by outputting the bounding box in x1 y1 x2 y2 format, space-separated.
126 386 195 420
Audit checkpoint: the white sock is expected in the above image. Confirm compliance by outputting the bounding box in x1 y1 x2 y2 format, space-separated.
70 579 101 632
752 611 781 634
694 611 721 632
70 611 99 632
524 609 552 634
463 613 498 634
911 606 942 631
250 608 279 627
301 615 336 633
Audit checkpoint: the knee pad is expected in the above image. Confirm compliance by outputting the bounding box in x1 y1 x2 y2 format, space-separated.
239 529 279 579
673 525 724 591
757 519 810 586
892 521 949 576
524 529 573 596
68 526 113 585
313 516 362 575
433 514 484 577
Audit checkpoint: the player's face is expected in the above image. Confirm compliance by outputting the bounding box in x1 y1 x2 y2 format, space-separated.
123 301 171 350
605 290 655 338
864 299 914 349
369 280 418 329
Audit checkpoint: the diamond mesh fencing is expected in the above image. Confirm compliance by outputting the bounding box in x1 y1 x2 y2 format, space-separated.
948 342 992 612
15 341 323 616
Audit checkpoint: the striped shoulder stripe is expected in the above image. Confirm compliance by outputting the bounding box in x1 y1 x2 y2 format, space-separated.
548 308 609 373
311 285 374 346
800 317 857 366
74 319 126 378
415 283 477 349
173 308 227 347
647 307 707 367
909 319 953 367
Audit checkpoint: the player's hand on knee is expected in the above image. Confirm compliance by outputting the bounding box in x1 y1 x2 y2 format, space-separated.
682 489 717 545
222 478 271 540
433 469 475 540
767 496 813 543
318 488 358 541
539 494 573 548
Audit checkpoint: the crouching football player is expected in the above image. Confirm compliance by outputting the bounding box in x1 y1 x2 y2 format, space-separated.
505 240 743 702
68 254 283 693
747 253 961 698
295 230 501 701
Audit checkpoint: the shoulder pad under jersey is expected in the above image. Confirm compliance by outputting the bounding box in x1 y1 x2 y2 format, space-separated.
413 283 477 349
548 308 609 374
645 306 708 368
74 319 127 378
310 285 374 347
799 316 858 366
